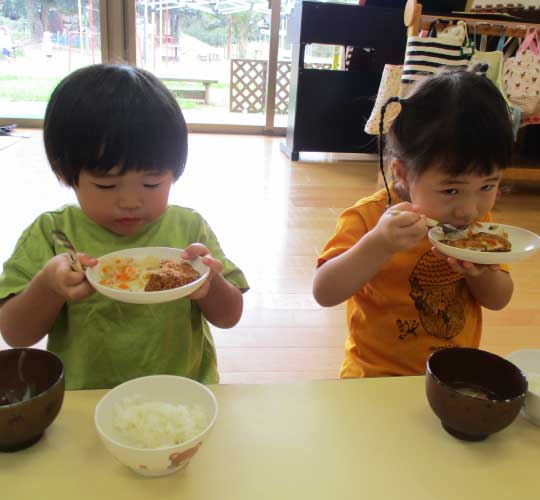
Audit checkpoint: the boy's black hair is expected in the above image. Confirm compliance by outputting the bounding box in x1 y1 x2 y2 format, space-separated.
44 64 188 186
379 69 514 205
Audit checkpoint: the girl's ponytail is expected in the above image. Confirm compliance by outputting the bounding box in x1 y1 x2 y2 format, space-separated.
378 96 402 207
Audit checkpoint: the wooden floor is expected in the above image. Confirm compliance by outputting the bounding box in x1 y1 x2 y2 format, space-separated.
1 131 540 383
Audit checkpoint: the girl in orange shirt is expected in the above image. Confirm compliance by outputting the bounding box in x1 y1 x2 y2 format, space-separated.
313 70 514 378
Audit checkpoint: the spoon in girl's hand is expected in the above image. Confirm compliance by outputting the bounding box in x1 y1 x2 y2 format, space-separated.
387 209 467 235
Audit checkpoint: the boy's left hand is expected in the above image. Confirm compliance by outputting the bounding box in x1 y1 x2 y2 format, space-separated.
432 247 500 277
181 243 223 300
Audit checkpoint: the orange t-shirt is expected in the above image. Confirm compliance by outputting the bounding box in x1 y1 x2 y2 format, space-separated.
317 186 506 378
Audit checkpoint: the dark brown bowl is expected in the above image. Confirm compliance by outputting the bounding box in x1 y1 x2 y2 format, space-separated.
426 348 527 441
0 348 65 452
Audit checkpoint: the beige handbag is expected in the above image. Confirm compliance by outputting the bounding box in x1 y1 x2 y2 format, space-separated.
503 28 540 118
364 64 403 135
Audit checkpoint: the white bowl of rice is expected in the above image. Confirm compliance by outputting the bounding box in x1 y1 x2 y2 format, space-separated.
94 375 218 477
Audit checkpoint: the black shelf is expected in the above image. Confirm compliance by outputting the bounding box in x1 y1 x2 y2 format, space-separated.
281 1 407 161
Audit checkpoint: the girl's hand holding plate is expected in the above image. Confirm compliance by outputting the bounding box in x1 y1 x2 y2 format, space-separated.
431 246 500 277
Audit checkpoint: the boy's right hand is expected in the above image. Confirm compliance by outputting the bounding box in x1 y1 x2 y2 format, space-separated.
38 253 98 301
372 202 429 254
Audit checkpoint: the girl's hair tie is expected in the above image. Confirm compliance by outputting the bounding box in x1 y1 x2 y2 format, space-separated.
378 96 403 136
470 62 489 76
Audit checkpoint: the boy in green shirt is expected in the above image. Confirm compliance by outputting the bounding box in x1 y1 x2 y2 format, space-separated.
0 64 249 389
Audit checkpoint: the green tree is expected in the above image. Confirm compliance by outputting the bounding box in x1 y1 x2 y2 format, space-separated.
231 9 266 58
2 0 79 41
2 0 22 19
160 8 228 47
141 2 266 58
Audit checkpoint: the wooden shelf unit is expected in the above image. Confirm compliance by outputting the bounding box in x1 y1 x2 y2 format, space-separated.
405 0 540 37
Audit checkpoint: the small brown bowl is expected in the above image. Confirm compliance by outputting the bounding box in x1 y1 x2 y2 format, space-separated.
0 348 65 452
426 348 527 441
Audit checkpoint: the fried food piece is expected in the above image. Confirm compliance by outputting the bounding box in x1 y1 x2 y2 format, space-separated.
144 260 201 292
441 232 512 252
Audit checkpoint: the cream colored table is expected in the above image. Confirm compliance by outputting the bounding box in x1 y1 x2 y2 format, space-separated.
2 376 539 500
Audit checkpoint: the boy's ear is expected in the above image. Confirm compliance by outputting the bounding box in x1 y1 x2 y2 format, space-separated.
391 158 409 190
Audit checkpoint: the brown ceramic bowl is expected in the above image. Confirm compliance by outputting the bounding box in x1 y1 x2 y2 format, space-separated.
426 348 527 441
0 348 65 452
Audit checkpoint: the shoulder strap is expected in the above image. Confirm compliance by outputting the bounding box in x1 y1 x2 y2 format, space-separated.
518 27 539 56
496 27 507 52
427 19 439 38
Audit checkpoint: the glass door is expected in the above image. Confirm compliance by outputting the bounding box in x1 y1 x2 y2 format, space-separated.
134 0 275 127
0 0 101 120
0 0 289 131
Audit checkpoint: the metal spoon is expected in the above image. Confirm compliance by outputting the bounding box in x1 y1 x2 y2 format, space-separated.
387 209 467 235
51 229 84 272
17 350 33 402
0 351 34 406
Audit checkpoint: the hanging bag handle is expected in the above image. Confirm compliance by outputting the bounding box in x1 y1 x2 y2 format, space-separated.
427 19 455 38
496 26 507 52
474 22 490 51
503 36 520 59
531 28 539 55
427 19 440 38
457 20 474 56
518 27 539 56
472 23 478 50
457 21 470 45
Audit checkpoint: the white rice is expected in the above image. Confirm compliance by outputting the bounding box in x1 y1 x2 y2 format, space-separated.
113 395 208 449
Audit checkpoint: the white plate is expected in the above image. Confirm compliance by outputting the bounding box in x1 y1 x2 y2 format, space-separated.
428 223 540 265
86 247 210 304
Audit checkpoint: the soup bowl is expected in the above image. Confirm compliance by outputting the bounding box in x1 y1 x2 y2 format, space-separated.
426 347 527 441
0 348 65 452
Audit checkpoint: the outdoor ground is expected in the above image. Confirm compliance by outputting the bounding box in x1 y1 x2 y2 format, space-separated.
0 45 288 126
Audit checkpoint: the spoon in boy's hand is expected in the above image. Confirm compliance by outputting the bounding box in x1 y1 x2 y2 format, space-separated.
51 230 84 272
387 209 467 236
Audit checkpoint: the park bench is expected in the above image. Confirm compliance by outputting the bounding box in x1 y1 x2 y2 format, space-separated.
160 77 218 104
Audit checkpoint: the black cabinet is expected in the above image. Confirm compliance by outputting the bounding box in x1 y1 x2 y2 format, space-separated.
281 1 407 161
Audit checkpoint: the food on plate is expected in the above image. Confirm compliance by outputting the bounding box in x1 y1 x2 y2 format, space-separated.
145 260 201 292
113 395 208 449
98 256 200 292
441 225 512 252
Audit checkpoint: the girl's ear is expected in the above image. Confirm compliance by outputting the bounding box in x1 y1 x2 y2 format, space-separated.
391 158 409 190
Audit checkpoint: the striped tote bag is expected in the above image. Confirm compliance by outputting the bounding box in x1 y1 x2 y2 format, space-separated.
400 21 474 97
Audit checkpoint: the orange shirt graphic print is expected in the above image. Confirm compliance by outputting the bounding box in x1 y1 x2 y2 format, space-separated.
408 251 467 340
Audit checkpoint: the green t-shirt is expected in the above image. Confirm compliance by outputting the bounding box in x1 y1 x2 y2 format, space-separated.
0 205 249 390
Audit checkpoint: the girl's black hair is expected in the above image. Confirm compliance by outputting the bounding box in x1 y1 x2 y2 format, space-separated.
44 64 188 186
379 69 514 205
379 96 401 206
